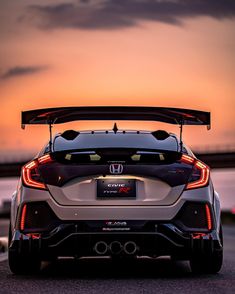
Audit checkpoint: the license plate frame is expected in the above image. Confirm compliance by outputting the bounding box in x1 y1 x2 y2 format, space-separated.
97 179 136 199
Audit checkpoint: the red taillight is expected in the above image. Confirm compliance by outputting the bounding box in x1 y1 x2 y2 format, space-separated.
38 154 52 164
205 204 212 230
186 160 210 190
22 160 46 189
181 154 195 164
180 154 210 190
192 233 207 239
26 233 41 239
20 204 27 230
22 154 52 190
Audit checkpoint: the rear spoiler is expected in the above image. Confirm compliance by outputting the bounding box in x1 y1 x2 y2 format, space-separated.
21 106 210 128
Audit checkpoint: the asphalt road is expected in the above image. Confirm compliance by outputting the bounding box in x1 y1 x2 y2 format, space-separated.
0 226 234 294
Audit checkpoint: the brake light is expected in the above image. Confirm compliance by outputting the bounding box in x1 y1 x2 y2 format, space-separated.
180 154 210 190
186 160 210 190
181 154 195 164
20 204 27 230
38 154 52 164
22 154 52 190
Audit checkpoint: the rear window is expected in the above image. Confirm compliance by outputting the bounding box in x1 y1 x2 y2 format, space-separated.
53 132 178 152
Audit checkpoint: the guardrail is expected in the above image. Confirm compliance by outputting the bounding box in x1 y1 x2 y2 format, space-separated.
195 152 235 168
195 144 235 153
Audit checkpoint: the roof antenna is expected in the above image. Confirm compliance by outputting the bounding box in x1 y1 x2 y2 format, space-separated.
113 122 118 134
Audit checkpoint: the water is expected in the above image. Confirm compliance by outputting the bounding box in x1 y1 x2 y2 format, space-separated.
0 169 234 211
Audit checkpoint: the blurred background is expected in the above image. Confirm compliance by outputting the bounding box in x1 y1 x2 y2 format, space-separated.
0 0 235 249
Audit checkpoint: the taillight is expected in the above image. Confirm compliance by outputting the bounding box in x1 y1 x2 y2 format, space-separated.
22 154 52 190
180 154 210 190
38 154 52 164
181 154 194 164
187 161 210 190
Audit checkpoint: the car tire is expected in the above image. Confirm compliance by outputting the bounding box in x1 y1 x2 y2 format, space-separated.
8 222 12 248
8 223 41 275
9 250 41 275
190 224 223 274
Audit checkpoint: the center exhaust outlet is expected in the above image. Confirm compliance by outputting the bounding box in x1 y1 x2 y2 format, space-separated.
94 241 108 255
123 241 138 255
110 241 123 255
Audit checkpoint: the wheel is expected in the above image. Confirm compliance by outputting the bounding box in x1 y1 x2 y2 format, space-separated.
8 222 12 248
190 249 223 274
190 224 223 274
8 223 41 274
8 250 41 274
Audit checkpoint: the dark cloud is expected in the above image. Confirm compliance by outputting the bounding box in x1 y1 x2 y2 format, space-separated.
1 66 48 79
23 0 235 30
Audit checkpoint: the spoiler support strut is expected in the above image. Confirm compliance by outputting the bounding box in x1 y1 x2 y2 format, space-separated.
179 120 183 153
49 122 53 152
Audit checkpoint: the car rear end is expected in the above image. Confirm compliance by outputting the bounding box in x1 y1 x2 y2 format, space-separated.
9 131 222 274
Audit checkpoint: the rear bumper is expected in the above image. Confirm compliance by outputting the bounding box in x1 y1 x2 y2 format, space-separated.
19 185 213 221
9 222 222 260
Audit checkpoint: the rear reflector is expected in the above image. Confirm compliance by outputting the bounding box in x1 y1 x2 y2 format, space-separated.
205 204 212 230
19 202 59 232
176 202 213 231
20 204 27 231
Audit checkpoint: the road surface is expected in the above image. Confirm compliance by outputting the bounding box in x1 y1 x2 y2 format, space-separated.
0 226 234 294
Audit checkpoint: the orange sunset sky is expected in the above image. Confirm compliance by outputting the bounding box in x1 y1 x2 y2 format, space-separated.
0 0 235 158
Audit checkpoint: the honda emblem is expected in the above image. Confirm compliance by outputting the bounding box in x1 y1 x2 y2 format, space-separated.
109 164 123 174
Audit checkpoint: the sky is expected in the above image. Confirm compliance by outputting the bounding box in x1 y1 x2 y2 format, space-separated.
0 0 235 159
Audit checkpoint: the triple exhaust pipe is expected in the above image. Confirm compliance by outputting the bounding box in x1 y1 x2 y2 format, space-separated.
94 241 138 255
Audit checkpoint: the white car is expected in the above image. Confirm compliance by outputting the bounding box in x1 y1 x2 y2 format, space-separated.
8 107 223 274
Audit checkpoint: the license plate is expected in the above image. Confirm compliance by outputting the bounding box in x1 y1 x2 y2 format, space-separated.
97 179 136 198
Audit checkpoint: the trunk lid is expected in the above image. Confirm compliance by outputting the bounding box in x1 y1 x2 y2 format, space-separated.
39 149 193 206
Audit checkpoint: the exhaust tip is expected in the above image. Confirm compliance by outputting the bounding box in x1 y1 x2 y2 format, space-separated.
123 241 138 255
94 241 108 255
110 241 123 255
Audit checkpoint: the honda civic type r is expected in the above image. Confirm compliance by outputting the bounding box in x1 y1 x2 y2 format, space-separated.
8 107 223 274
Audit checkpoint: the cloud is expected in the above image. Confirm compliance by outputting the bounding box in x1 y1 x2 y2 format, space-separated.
22 0 235 30
1 66 48 79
